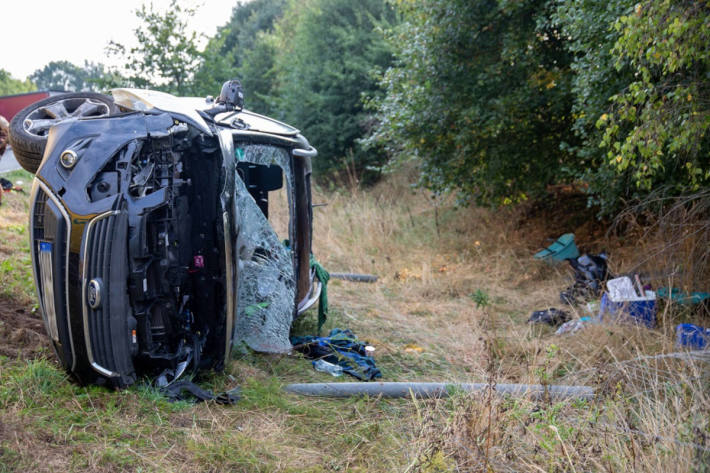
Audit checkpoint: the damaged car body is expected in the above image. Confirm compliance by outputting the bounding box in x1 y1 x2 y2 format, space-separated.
27 84 319 387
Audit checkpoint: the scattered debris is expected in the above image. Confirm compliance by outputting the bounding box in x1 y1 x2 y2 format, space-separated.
313 359 343 377
555 317 591 335
160 380 241 404
583 300 600 317
675 324 710 350
657 287 710 306
534 233 579 262
404 343 424 354
291 328 382 381
607 276 640 301
527 308 571 327
0 177 23 206
310 256 330 333
560 253 611 305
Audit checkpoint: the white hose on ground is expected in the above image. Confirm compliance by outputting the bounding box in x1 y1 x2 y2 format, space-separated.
329 273 378 283
285 382 595 400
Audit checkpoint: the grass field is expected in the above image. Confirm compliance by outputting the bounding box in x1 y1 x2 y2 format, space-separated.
0 170 708 472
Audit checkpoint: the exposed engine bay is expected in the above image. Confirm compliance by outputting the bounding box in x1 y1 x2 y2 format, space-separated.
124 125 226 383
65 118 232 386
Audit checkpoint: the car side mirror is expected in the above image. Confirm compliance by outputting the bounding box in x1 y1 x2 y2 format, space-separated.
217 80 245 111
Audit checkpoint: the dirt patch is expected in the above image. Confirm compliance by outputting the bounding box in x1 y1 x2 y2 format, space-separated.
0 297 50 359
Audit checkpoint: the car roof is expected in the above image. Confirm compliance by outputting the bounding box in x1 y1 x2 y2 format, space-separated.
110 88 300 137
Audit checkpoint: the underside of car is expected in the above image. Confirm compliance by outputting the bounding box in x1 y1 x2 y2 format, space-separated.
20 86 318 388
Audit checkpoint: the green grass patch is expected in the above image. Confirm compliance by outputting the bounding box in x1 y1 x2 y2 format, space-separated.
0 173 35 304
0 169 33 182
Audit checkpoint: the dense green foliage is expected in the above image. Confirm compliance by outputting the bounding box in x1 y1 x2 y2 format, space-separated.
370 0 709 213
29 60 121 92
367 0 577 205
553 0 710 213
0 69 35 96
196 0 396 178
270 0 396 177
599 0 710 204
194 0 286 113
552 0 635 212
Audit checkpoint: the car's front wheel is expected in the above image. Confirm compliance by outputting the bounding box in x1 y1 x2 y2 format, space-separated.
9 92 118 173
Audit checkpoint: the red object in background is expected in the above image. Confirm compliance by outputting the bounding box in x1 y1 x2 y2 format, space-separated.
0 91 64 122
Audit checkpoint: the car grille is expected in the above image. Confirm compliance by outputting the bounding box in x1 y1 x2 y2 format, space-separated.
82 211 120 378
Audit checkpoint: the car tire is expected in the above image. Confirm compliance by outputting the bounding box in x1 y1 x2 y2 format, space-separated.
9 92 118 173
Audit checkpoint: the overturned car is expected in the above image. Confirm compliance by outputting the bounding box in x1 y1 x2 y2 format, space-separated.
12 83 320 388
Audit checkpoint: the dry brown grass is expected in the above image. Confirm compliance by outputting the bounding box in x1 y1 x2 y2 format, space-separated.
308 173 709 472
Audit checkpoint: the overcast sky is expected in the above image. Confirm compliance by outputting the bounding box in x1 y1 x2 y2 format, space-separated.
3 0 237 80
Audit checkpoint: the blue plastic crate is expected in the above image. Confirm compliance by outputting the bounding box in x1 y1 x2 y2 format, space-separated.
599 291 656 328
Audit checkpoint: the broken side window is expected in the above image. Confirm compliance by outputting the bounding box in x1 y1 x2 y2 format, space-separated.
232 144 296 353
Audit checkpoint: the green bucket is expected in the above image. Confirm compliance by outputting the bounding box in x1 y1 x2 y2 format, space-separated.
534 233 580 262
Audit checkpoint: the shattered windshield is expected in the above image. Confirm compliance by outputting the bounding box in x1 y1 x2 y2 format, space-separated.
232 144 296 353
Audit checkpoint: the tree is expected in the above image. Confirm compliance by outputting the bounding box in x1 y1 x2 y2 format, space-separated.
598 0 710 202
552 0 636 213
553 0 710 214
219 0 287 65
0 70 36 96
108 0 201 94
368 0 577 205
192 30 239 99
271 0 396 178
30 60 120 92
193 0 286 111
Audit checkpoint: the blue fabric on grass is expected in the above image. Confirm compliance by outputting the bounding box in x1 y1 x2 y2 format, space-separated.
291 328 381 381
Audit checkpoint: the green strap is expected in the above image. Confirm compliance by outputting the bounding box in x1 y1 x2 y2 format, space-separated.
310 255 330 334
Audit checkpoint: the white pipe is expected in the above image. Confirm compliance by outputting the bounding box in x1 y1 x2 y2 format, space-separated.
285 382 594 400
329 273 378 283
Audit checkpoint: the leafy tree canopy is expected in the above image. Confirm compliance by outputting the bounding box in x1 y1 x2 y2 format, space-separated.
368 0 577 205
555 0 710 214
0 69 36 96
193 0 287 112
598 0 710 204
108 0 201 94
271 0 396 178
30 60 120 92
369 0 708 214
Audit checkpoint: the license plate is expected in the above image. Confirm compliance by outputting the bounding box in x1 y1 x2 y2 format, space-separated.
38 241 59 342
